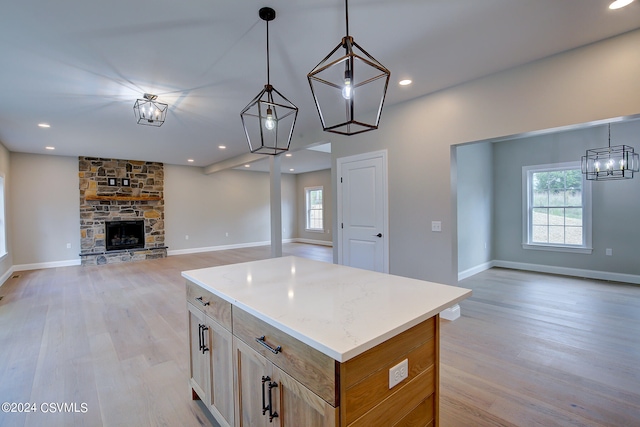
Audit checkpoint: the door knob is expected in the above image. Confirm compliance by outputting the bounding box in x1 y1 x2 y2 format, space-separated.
374 233 382 238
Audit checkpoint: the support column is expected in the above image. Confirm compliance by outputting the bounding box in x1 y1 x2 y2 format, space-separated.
269 155 282 258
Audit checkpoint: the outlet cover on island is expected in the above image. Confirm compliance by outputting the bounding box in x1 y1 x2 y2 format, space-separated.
389 359 408 389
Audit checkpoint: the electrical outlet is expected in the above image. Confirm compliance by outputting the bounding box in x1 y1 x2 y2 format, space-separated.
66 243 71 249
185 235 189 240
431 221 442 232
606 248 612 256
225 232 229 237
389 358 409 389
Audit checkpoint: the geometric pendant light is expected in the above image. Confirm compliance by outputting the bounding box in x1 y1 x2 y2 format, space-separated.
133 93 168 127
307 0 390 136
581 123 639 180
240 7 298 155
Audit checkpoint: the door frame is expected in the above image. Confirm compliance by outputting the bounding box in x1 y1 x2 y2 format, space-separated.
336 149 389 273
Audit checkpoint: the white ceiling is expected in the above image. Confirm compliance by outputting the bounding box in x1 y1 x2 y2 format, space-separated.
2 0 639 172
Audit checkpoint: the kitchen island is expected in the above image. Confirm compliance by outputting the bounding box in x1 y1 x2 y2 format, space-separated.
182 256 471 427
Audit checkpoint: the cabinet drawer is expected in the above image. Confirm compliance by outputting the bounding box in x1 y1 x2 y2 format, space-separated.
186 280 232 331
232 306 338 406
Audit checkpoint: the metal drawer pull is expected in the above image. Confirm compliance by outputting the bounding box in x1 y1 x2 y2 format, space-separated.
196 296 210 306
268 381 279 422
255 336 282 354
261 376 270 415
200 324 209 354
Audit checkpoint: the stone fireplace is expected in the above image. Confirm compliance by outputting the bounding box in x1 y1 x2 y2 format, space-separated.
79 157 166 266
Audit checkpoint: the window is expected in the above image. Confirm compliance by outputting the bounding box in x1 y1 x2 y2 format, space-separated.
0 176 6 257
522 162 592 253
305 186 323 231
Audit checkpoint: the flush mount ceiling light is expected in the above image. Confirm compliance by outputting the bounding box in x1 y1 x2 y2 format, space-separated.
240 7 298 156
133 93 168 127
307 0 390 136
581 123 639 180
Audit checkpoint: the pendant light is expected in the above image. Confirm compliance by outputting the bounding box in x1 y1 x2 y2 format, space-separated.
307 0 390 136
240 7 298 155
581 123 639 180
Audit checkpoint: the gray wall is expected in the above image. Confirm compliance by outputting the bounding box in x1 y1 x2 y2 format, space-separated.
493 121 640 276
296 169 332 243
5 156 297 268
457 142 493 274
0 143 12 281
163 166 296 252
10 153 80 266
324 28 640 285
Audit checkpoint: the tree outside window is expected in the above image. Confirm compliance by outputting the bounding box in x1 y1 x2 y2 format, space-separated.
523 162 592 253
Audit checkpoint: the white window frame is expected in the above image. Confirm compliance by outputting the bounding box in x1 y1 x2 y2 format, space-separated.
0 175 6 258
522 161 592 254
305 186 324 232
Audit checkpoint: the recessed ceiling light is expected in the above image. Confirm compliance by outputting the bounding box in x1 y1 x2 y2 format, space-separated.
218 145 226 149
38 123 51 128
187 159 194 163
289 168 294 172
609 0 634 9
285 153 292 157
399 79 412 86
244 164 250 168
45 146 55 150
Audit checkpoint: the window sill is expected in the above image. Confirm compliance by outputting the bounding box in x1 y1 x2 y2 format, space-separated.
305 229 325 233
522 243 592 254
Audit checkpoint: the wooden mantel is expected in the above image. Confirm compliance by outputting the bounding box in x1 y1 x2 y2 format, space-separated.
85 195 162 201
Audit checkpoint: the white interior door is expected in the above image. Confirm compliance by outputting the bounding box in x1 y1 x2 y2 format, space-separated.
337 150 388 273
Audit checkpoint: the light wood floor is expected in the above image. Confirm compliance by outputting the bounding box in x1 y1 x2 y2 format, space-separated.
0 244 638 426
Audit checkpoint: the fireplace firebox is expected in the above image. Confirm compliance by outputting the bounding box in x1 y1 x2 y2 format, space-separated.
106 220 145 251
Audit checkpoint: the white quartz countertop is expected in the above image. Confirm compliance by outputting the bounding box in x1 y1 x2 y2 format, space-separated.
182 256 471 362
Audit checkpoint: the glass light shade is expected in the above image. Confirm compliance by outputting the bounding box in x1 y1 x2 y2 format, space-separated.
581 145 640 180
133 95 168 127
308 36 390 136
240 85 298 155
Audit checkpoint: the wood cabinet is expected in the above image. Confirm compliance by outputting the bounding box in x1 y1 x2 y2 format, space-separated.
187 283 234 427
186 277 442 427
234 337 338 427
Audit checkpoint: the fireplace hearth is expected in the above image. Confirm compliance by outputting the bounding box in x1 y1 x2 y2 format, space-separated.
106 220 145 251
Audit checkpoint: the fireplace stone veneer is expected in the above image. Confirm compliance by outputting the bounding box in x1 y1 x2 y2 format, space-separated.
79 157 166 266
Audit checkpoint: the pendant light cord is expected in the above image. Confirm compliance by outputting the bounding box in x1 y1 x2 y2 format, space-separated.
345 0 350 37
266 19 270 85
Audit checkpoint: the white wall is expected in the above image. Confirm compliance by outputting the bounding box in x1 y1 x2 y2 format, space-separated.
323 28 640 285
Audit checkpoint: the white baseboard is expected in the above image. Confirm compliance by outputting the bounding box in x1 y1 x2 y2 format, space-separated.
293 238 333 247
440 304 461 321
458 261 495 281
168 241 271 256
13 259 82 272
0 265 15 288
459 260 640 285
168 239 332 257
